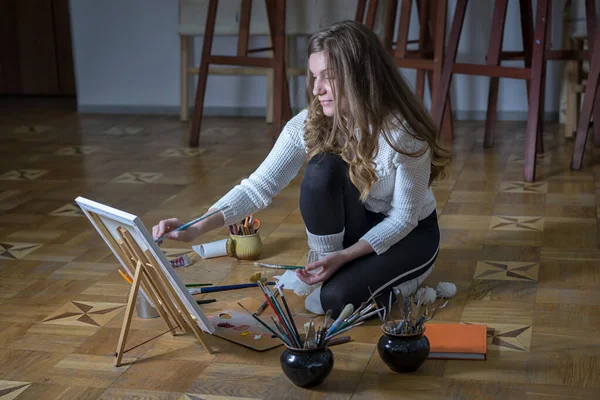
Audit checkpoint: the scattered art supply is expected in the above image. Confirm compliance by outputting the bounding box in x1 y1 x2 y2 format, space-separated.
196 299 217 305
188 281 275 295
249 271 264 283
424 323 487 360
154 206 229 243
193 238 230 259
186 283 213 288
169 254 191 268
118 268 133 285
253 262 303 270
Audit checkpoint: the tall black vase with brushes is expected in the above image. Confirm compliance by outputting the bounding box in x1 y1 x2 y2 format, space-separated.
377 323 430 373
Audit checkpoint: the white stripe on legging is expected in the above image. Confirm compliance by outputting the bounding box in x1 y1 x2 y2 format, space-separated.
370 243 440 299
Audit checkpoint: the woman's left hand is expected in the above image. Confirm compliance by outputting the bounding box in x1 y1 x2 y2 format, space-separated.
296 251 348 285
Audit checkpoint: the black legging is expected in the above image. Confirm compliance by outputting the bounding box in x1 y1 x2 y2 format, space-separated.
300 153 440 318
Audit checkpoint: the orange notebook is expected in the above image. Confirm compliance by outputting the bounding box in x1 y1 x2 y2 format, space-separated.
424 323 487 360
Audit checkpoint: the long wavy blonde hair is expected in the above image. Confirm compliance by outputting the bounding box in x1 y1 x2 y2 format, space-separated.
304 20 450 201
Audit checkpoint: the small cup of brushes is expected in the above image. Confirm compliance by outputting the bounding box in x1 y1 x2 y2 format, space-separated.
228 215 263 261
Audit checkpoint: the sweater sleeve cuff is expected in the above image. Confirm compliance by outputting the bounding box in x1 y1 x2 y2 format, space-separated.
210 198 237 227
360 230 389 255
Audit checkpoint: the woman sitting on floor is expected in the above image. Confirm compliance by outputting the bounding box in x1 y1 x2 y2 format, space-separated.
152 20 451 317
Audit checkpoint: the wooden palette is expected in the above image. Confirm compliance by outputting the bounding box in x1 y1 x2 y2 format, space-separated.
207 298 307 352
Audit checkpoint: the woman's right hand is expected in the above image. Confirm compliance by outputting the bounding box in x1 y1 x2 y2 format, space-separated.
152 218 199 245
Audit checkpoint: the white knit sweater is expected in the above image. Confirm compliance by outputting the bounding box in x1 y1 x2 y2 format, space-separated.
211 109 437 255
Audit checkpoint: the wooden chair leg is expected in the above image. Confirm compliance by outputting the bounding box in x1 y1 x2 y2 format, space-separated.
189 0 217 147
571 25 600 169
432 0 468 134
483 0 509 148
523 0 549 182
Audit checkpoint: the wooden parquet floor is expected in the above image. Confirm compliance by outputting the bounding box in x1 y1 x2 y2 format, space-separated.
1 97 600 399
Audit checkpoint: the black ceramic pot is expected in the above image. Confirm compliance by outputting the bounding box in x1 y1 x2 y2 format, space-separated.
280 345 334 388
377 325 430 373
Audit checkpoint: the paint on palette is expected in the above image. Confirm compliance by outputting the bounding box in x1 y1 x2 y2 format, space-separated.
207 302 288 350
233 324 250 331
217 315 262 340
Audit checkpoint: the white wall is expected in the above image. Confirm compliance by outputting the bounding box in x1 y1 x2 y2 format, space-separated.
69 0 596 120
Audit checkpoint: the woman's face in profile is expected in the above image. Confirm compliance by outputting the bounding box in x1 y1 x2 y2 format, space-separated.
309 51 336 117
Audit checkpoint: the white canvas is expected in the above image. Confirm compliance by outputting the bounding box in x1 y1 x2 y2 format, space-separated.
75 196 215 334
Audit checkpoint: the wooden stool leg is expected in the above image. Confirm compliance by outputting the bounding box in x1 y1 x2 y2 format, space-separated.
429 0 453 140
366 0 378 29
266 0 290 144
180 35 189 122
189 0 218 147
416 0 427 99
355 0 367 22
383 0 398 53
518 0 544 154
571 26 600 169
483 0 509 148
585 0 600 146
432 0 468 134
565 40 580 138
523 0 549 182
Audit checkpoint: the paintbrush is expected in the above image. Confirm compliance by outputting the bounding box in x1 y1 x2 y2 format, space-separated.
326 303 354 337
154 206 227 243
271 317 294 347
259 281 301 348
325 322 364 341
254 289 279 316
276 283 300 340
253 262 303 270
188 282 275 294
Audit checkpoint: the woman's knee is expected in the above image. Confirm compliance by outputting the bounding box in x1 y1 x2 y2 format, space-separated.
320 281 356 319
301 153 346 193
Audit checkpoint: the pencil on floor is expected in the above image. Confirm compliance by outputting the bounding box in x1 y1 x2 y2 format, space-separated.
196 299 216 305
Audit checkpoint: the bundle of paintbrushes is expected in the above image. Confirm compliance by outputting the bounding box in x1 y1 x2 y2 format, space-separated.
238 282 385 349
229 214 260 236
380 281 457 335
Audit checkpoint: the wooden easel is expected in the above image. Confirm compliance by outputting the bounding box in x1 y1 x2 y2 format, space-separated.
86 211 213 367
